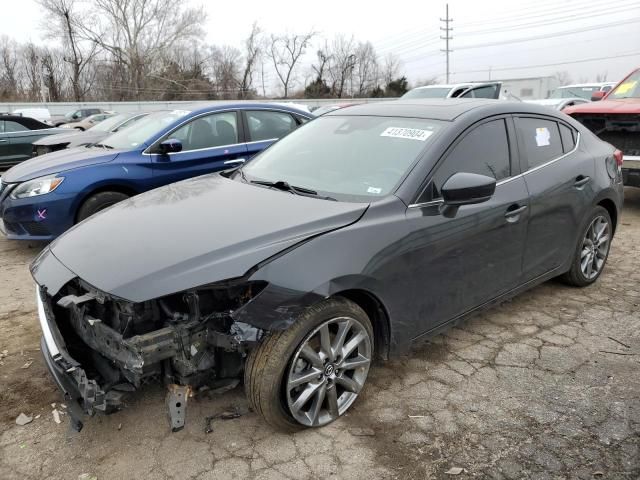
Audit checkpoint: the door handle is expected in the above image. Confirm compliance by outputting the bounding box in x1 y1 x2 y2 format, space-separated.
573 175 590 188
224 158 246 165
505 204 527 221
0 140 8 143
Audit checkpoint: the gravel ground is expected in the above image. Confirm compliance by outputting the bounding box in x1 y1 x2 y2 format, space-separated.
0 189 639 480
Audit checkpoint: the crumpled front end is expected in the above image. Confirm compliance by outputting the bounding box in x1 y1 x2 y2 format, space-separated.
34 249 268 431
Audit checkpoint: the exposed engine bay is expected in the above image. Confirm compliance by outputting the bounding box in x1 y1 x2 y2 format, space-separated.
43 278 267 431
571 113 640 157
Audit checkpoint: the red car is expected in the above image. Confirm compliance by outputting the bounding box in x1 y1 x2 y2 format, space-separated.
564 68 640 188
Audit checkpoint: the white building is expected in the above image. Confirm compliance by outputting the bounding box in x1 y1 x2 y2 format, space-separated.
496 76 560 100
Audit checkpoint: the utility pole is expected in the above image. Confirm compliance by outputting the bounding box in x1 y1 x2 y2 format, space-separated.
440 3 453 83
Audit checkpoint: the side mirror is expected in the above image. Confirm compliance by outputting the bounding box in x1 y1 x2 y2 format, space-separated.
159 138 182 155
591 91 606 102
441 172 496 209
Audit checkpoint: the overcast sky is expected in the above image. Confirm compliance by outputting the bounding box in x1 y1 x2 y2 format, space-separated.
3 0 640 94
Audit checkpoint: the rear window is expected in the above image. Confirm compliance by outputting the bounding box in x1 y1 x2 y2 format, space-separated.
517 117 563 169
559 123 576 153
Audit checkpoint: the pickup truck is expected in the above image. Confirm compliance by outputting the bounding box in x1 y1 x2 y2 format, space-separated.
564 68 640 188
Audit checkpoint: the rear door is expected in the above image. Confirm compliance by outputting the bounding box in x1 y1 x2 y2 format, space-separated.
242 110 301 160
515 115 594 280
150 110 248 185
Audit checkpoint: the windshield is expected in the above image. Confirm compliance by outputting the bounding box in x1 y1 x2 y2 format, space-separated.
608 70 640 99
549 86 599 99
402 88 452 99
100 110 191 150
64 110 81 120
89 113 130 132
241 116 444 202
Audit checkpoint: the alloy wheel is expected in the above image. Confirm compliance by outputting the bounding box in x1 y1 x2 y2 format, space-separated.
580 215 610 280
286 316 372 427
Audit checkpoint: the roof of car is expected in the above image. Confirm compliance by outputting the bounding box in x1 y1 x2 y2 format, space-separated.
410 83 473 90
326 98 560 121
188 102 313 117
559 83 615 88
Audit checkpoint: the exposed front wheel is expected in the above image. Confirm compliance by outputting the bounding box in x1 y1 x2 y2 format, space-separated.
76 191 129 223
245 298 373 431
562 206 612 287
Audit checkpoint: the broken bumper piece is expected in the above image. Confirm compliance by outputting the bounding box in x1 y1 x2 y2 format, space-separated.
37 288 129 431
36 281 263 432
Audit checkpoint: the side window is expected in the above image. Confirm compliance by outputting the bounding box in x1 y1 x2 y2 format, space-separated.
246 110 297 141
517 117 563 169
558 123 576 153
3 120 28 133
460 84 499 99
426 119 511 200
169 112 238 151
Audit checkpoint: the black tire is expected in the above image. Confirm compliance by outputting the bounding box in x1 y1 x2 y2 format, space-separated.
75 127 84 131
76 191 129 223
244 297 374 432
561 206 612 287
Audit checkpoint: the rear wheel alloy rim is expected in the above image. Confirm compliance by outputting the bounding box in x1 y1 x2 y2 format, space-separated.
580 215 610 280
286 316 372 427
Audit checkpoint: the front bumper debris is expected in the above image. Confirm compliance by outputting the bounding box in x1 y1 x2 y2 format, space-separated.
36 279 264 432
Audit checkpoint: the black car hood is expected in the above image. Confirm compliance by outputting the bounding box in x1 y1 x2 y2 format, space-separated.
33 130 108 149
49 174 368 302
2 146 120 183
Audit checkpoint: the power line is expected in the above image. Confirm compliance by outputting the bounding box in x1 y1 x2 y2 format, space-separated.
457 2 640 37
452 50 640 76
440 3 453 83
455 17 640 51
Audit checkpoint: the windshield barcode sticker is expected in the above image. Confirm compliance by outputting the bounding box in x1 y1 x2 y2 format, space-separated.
380 127 433 141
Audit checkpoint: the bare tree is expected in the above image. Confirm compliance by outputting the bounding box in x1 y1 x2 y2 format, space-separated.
78 0 206 99
268 31 315 98
209 45 241 99
382 53 401 86
0 36 20 100
327 35 357 98
554 70 573 86
37 0 98 101
237 22 261 99
354 41 378 96
22 43 42 101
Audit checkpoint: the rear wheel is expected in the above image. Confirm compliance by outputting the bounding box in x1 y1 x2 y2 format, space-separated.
76 191 129 223
245 297 373 431
562 206 612 287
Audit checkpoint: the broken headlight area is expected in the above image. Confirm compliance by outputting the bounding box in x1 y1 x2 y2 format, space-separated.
43 278 267 431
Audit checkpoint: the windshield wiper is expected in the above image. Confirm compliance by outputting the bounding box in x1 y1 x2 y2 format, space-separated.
93 143 114 150
250 179 336 201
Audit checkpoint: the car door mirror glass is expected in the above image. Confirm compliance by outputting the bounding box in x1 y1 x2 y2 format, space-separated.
441 172 496 206
159 138 183 155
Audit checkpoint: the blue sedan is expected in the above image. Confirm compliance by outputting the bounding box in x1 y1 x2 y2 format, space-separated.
0 103 312 240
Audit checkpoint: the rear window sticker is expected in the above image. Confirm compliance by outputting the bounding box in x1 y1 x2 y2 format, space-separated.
367 186 382 194
535 127 550 147
380 127 433 141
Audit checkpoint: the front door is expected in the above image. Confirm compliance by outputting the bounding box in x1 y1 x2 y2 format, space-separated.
400 117 530 332
150 111 248 187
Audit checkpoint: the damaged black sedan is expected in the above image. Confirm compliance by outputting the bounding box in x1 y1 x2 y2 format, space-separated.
32 99 623 432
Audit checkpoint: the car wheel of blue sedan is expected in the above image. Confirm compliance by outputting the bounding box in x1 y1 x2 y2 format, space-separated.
245 297 374 430
77 191 130 223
